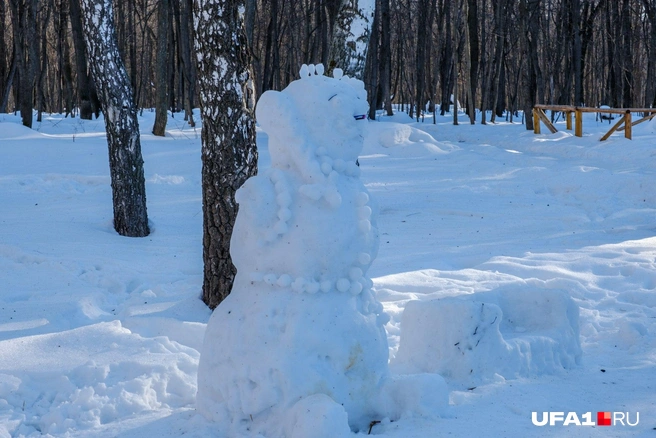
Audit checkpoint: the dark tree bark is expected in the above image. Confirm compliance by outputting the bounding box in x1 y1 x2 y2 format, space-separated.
365 0 380 120
153 0 170 136
439 0 452 115
414 0 431 121
194 0 258 309
70 0 100 118
643 0 656 109
58 0 75 116
9 0 38 128
80 0 150 237
520 0 540 130
0 0 6 110
466 0 479 122
176 0 196 126
379 0 392 115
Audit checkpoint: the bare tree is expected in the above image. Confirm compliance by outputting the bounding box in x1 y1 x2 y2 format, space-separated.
194 0 258 309
152 0 170 136
79 0 150 237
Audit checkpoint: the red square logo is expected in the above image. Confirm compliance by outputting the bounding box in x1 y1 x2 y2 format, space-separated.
597 411 612 426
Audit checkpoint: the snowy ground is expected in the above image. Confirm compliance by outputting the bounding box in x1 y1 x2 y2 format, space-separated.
1 108 655 437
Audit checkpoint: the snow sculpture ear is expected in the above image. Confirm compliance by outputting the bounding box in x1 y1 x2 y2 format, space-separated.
256 90 295 134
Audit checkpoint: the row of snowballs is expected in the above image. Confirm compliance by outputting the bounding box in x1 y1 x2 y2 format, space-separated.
316 146 361 178
249 263 373 296
264 155 371 244
299 63 348 80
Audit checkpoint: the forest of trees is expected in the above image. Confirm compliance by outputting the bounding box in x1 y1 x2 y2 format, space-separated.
2 0 656 130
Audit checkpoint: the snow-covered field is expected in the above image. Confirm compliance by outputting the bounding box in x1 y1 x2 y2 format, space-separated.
1 107 655 437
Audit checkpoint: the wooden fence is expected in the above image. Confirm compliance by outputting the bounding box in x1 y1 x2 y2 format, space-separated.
532 105 656 140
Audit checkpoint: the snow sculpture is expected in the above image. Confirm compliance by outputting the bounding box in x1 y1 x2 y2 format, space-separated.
197 65 445 437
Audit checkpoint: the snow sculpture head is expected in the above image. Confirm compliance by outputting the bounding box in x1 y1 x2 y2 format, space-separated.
197 64 395 437
256 65 369 177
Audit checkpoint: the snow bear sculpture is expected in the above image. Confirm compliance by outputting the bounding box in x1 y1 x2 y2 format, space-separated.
197 65 401 437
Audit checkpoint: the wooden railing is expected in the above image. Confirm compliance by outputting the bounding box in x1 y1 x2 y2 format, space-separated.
533 105 656 140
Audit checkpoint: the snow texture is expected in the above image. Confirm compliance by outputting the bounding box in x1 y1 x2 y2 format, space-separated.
196 65 446 436
3 99 656 437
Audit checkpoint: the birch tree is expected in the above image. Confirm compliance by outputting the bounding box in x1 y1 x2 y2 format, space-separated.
79 0 150 237
194 0 258 309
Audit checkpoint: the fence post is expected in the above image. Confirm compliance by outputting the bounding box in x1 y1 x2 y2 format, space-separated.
625 111 632 139
566 111 572 130
533 108 540 134
575 108 583 137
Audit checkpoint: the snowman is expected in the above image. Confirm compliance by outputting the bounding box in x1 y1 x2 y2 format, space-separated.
196 65 446 437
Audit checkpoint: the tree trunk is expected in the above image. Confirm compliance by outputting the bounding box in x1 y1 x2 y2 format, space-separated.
70 0 99 118
80 0 150 237
194 0 258 309
379 0 392 115
153 0 170 136
9 0 38 128
177 0 196 126
0 0 6 110
466 0 478 122
365 0 380 120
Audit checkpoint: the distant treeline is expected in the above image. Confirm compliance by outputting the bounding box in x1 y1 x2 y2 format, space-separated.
1 0 655 129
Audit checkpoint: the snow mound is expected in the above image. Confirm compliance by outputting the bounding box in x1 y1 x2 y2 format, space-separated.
0 122 44 140
0 321 198 437
363 122 456 158
393 283 581 385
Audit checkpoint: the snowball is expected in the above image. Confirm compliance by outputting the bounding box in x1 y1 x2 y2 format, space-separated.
278 208 292 222
270 169 283 183
285 394 351 438
333 68 344 79
321 162 333 175
265 229 278 242
345 162 360 177
320 280 332 293
349 281 363 295
274 221 289 235
358 253 371 265
277 274 292 287
276 192 292 207
299 64 309 78
263 273 277 286
306 281 320 294
315 64 325 76
275 181 287 193
333 159 346 172
355 192 369 206
308 64 316 75
349 267 363 281
324 190 342 208
358 220 371 233
358 206 372 220
336 278 350 292
292 277 306 293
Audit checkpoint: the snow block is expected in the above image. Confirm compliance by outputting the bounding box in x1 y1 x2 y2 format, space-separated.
393 284 582 384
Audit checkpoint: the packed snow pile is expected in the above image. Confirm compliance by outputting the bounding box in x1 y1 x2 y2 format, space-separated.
392 281 582 385
363 122 456 158
196 65 447 436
